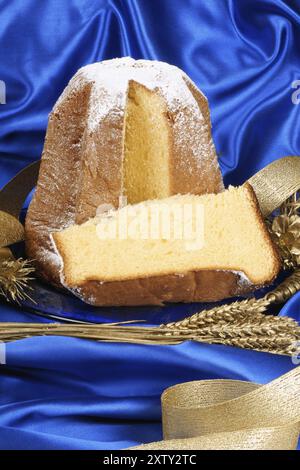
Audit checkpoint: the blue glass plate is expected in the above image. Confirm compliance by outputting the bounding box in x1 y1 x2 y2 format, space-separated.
21 278 226 325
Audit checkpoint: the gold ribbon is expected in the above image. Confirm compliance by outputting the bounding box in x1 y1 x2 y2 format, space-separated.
0 161 40 249
0 211 24 249
130 366 300 450
247 156 300 217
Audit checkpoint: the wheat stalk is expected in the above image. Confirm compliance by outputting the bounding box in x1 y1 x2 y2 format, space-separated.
162 298 271 331
0 272 299 356
0 308 299 356
198 335 299 356
0 270 299 355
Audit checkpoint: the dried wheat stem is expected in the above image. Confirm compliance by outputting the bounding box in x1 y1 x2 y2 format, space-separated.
0 319 299 357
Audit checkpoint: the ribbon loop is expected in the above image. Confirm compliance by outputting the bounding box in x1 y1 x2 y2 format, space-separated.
0 160 40 218
0 211 24 248
247 156 300 216
0 160 40 250
130 367 300 450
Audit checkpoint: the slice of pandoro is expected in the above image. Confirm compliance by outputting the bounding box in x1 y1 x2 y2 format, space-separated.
52 184 281 306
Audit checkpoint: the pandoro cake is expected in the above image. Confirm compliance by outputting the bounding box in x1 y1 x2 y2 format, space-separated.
52 185 281 306
25 58 224 285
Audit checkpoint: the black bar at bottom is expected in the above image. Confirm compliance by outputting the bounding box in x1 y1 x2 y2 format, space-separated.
0 450 298 466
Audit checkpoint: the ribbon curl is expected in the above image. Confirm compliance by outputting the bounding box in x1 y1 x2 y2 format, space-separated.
130 366 300 450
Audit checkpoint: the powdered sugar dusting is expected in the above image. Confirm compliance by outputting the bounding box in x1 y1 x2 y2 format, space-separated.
54 58 222 178
35 243 62 281
61 58 221 180
79 58 199 126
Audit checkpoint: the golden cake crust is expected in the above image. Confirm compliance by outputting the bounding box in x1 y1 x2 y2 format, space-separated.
71 270 247 306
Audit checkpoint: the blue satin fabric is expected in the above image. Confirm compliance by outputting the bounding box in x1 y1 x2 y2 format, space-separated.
0 0 300 450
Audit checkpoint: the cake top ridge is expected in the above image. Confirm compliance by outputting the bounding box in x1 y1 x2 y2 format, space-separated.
55 57 207 130
78 57 197 88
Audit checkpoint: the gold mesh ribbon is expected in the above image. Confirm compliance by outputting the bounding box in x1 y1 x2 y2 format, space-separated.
0 211 24 249
247 156 300 216
130 366 300 450
0 161 40 249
